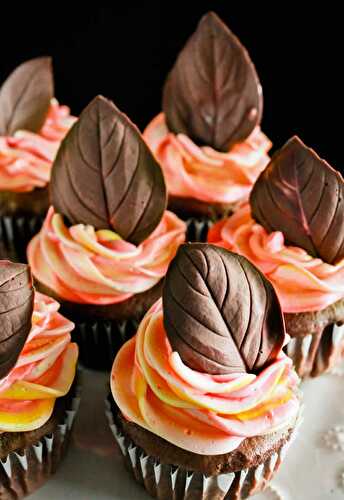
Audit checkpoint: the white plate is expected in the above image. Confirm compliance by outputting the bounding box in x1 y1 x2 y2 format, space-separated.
32 364 344 500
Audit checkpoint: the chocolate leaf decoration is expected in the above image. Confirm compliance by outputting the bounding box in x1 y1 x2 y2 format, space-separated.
162 11 263 152
250 136 344 264
163 243 285 374
0 57 54 135
0 261 34 380
51 95 167 245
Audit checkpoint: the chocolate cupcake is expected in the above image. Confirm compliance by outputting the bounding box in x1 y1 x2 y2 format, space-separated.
108 244 302 500
144 12 271 242
27 95 186 369
208 136 344 377
0 260 79 498
0 57 76 261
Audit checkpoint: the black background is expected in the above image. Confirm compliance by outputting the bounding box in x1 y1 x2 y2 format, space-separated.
0 5 342 172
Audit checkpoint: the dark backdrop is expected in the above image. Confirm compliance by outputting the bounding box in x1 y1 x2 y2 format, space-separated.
0 5 342 172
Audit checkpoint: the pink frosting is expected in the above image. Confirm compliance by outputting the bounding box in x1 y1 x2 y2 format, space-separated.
27 207 186 305
208 204 344 313
111 300 300 455
0 99 76 192
0 291 78 432
143 113 272 205
0 292 75 392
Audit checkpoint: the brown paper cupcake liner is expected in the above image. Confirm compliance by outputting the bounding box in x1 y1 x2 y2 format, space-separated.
285 323 344 378
105 400 303 500
185 217 214 243
73 318 139 370
0 383 81 499
0 214 44 262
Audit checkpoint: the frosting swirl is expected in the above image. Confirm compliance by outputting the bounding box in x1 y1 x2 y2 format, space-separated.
0 99 76 192
0 292 78 432
208 204 344 313
144 113 271 205
111 300 300 455
28 207 186 305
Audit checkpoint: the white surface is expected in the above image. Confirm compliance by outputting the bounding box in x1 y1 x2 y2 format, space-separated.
31 364 344 500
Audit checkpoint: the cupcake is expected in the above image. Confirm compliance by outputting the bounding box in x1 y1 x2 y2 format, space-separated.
27 95 186 369
208 136 344 377
0 57 76 261
0 260 79 498
108 243 301 500
144 12 271 242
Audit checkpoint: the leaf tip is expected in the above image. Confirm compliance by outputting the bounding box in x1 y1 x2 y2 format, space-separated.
198 11 227 31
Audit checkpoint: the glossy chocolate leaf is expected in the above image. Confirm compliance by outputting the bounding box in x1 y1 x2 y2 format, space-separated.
0 57 53 135
162 11 263 152
163 244 285 374
51 95 167 244
250 136 344 264
0 261 34 379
